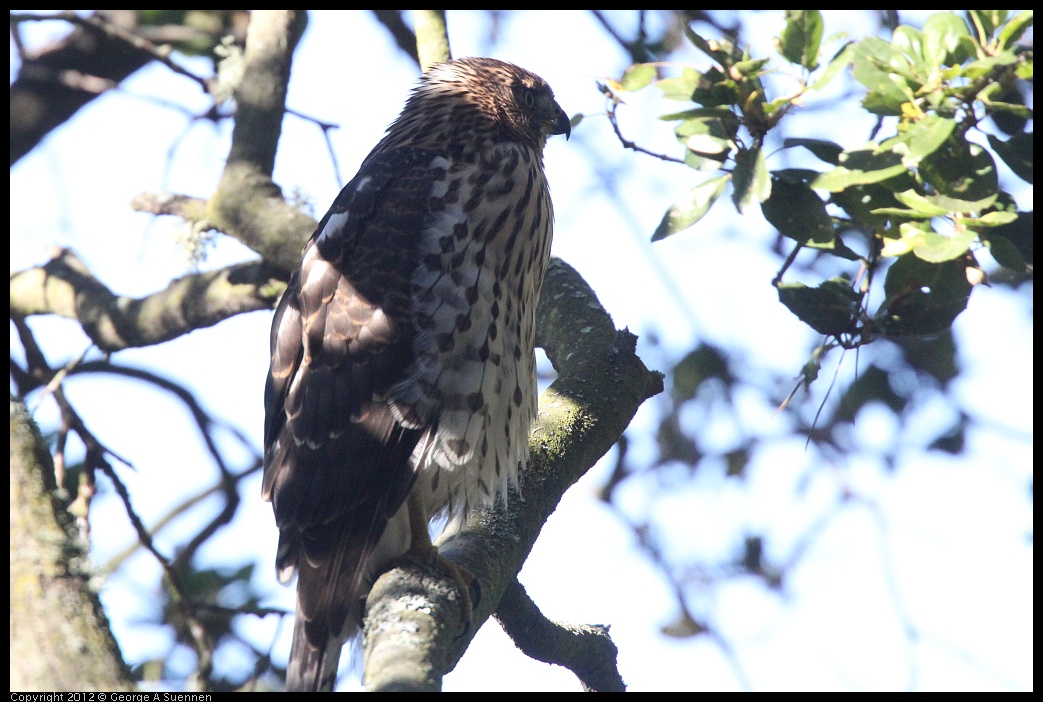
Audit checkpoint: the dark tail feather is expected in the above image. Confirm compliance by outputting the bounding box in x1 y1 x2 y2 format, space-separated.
282 488 415 691
285 609 346 692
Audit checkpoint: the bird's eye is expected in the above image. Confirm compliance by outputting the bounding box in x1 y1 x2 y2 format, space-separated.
523 89 536 108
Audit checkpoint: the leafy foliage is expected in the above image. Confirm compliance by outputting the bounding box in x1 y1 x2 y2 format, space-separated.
607 10 1032 355
597 12 1031 653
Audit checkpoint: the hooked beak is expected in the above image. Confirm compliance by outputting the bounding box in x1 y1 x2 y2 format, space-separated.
551 103 571 140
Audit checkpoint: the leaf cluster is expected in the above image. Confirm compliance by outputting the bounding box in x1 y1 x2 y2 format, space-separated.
608 10 1032 351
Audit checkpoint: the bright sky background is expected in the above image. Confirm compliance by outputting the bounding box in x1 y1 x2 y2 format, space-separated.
10 10 1033 692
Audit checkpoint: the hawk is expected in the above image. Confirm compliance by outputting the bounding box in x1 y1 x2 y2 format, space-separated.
262 57 570 691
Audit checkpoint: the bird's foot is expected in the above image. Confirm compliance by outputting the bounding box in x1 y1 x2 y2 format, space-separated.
403 495 479 633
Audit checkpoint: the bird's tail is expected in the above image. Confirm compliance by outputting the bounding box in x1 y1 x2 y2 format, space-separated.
281 497 415 691
285 610 350 692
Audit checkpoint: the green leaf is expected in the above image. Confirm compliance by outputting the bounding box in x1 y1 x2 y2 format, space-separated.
777 278 860 336
655 67 701 101
783 138 844 165
652 176 729 242
674 116 734 160
860 90 909 116
671 344 731 401
997 10 1033 51
659 107 739 128
831 183 902 227
830 233 865 262
879 255 972 335
732 57 770 78
922 12 971 69
811 147 906 191
984 234 1027 270
777 10 823 70
621 63 657 91
892 26 927 67
963 211 1019 227
927 193 998 215
880 114 956 167
987 133 1034 184
982 222 1030 271
691 67 740 108
968 11 1009 42
685 26 740 66
893 329 959 384
852 36 918 115
683 133 732 158
984 210 1033 268
773 168 826 185
985 99 1032 120
958 52 1021 80
684 149 728 172
810 41 855 91
894 188 999 217
983 83 1031 136
731 147 771 213
919 140 999 203
761 178 835 247
897 221 977 263
870 207 936 220
892 190 952 216
836 365 906 421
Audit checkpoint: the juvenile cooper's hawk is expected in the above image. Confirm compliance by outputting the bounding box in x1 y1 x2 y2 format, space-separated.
263 57 569 691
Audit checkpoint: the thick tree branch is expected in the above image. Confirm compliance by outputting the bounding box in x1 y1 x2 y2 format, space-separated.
10 11 249 167
413 11 451 72
208 10 314 275
361 258 664 691
9 248 284 352
495 579 626 692
10 397 134 691
129 191 208 220
10 11 148 166
371 10 420 67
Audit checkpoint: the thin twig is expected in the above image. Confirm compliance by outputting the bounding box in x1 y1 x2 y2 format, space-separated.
603 90 686 165
12 11 213 92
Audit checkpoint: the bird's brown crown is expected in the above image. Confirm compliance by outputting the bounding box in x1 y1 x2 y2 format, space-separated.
377 57 570 155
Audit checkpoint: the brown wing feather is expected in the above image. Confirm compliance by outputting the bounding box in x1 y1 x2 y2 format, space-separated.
262 148 437 689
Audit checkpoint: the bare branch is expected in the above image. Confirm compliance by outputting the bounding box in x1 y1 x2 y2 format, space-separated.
495 579 626 692
12 10 211 90
371 10 420 67
210 10 315 274
10 247 284 352
10 11 246 166
603 87 686 165
11 11 151 165
413 10 450 72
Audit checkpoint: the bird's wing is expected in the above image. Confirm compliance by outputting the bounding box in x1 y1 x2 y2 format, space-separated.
262 147 438 689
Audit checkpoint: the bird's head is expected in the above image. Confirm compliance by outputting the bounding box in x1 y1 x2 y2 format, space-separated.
418 57 571 151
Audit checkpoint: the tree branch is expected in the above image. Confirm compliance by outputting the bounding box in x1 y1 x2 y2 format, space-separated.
9 247 284 352
413 10 450 72
371 10 420 67
10 11 149 166
361 258 664 691
10 397 134 691
495 578 626 692
208 10 315 275
10 11 250 166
